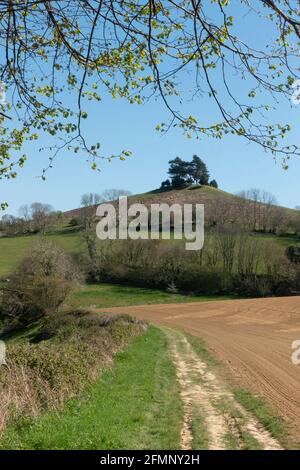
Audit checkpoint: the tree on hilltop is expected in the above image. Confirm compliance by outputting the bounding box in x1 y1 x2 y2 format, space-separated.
210 180 218 189
166 155 213 188
168 157 189 188
191 155 210 185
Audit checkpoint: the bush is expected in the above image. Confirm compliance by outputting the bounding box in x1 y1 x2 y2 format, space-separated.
286 245 300 264
68 217 81 227
0 240 83 326
0 310 144 435
79 231 300 298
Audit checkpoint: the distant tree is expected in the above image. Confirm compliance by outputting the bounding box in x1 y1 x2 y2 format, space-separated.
237 189 280 232
80 193 102 231
0 214 17 236
30 202 53 234
69 217 80 227
168 157 190 187
81 193 102 207
1 214 16 226
168 157 186 177
190 156 210 185
102 189 132 201
18 205 31 221
0 203 57 236
210 180 218 189
17 206 31 233
160 179 171 190
166 155 214 188
286 246 300 264
80 192 110 262
170 175 187 189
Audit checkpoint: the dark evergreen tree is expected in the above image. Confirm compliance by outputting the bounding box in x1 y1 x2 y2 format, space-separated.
164 155 215 189
168 157 187 179
191 155 210 185
210 179 218 188
160 179 171 189
170 174 187 189
168 157 190 187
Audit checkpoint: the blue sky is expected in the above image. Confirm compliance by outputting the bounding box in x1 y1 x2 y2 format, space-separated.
2 2 300 215
3 94 299 215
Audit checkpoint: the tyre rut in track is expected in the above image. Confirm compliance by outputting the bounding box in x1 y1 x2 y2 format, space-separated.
167 329 282 451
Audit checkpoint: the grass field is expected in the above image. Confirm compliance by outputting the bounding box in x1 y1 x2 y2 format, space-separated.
0 327 183 450
69 283 236 309
0 230 82 277
255 232 300 247
0 209 299 280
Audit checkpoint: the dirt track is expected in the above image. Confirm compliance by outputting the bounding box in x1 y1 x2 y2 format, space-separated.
167 329 282 450
105 296 300 438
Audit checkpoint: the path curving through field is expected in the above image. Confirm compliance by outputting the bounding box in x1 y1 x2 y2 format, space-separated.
104 296 300 445
166 329 282 450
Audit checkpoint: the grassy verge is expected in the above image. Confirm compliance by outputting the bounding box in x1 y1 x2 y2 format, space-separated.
68 283 235 309
215 397 262 450
185 332 290 449
185 332 221 368
0 311 143 438
0 326 183 450
233 389 289 448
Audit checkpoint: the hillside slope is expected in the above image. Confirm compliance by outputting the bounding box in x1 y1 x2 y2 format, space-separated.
64 186 239 218
63 186 299 233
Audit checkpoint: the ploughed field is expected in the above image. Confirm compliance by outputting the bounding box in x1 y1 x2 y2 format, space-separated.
105 296 300 437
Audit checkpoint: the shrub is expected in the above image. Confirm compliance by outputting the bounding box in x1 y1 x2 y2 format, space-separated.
68 217 81 227
0 311 144 435
80 231 300 298
286 245 300 264
0 240 83 326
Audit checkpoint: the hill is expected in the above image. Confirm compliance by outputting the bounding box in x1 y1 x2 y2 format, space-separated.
0 185 299 279
64 186 237 218
63 185 300 235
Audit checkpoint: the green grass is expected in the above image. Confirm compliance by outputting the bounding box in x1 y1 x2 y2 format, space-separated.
0 219 296 280
187 333 290 449
190 406 210 450
233 389 287 446
223 430 262 450
69 283 235 309
0 327 183 450
0 321 41 343
0 230 82 277
215 396 262 450
185 332 221 368
255 232 300 247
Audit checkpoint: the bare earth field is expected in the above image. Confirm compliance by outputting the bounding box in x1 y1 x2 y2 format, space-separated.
105 296 300 440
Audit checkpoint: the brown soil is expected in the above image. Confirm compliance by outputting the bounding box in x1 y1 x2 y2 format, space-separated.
104 296 300 445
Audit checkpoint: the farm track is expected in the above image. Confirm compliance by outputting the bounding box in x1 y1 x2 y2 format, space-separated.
104 296 300 444
166 329 281 450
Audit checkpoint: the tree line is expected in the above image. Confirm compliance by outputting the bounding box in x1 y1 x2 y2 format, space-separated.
0 189 132 237
1 185 300 240
0 203 62 236
204 188 300 236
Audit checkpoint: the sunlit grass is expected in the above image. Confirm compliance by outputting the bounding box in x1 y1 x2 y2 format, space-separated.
68 283 236 309
0 327 183 450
